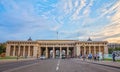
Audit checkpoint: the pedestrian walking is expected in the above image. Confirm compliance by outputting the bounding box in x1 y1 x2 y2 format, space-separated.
112 52 116 62
88 53 92 60
94 54 97 61
96 54 99 61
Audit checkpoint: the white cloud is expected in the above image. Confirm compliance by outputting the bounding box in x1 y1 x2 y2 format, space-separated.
0 0 61 41
105 37 120 43
57 0 95 26
84 0 120 42
111 10 120 21
74 0 79 7
83 0 94 16
98 0 120 19
68 0 73 12
71 0 86 20
50 24 61 31
93 12 120 43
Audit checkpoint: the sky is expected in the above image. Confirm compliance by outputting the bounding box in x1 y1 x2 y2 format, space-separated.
0 0 120 43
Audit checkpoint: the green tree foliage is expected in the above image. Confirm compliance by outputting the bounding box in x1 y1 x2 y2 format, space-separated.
0 44 6 54
108 47 120 54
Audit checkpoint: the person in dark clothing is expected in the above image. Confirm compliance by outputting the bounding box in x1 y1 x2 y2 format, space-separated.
94 54 97 61
112 52 116 62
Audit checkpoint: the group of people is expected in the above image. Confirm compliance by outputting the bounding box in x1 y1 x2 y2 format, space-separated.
80 53 102 61
80 52 117 62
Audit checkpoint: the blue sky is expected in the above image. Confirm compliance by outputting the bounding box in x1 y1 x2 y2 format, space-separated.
0 0 120 43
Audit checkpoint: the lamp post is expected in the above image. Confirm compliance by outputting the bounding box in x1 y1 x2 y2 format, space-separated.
57 31 58 40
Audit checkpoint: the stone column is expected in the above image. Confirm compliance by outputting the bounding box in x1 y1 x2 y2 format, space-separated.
89 46 91 54
18 46 20 56
99 45 101 53
33 46 38 58
6 45 10 56
67 47 69 56
28 46 30 57
79 46 81 55
53 46 55 58
46 46 48 58
94 46 96 55
23 46 25 57
74 47 76 57
76 46 80 56
60 46 62 58
104 45 108 54
84 46 86 54
39 47 41 57
13 45 15 56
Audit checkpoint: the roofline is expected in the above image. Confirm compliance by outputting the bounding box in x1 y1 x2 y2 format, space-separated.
7 40 108 43
36 40 78 41
7 40 36 42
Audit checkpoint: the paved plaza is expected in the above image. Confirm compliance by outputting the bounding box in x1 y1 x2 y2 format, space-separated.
0 59 120 72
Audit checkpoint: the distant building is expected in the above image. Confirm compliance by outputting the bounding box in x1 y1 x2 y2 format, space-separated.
108 43 120 48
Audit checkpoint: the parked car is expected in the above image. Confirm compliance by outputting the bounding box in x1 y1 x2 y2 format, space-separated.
40 55 46 60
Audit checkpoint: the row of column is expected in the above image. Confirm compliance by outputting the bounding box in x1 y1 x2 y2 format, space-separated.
77 46 105 56
9 45 33 57
39 46 71 58
7 45 107 58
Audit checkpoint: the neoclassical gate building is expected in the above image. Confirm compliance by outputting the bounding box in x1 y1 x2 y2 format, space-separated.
6 39 108 58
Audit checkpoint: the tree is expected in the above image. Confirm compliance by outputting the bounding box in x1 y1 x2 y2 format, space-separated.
108 48 113 54
0 43 6 55
115 47 120 51
108 47 120 54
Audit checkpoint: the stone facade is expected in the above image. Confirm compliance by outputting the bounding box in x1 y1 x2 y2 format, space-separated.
6 40 108 58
